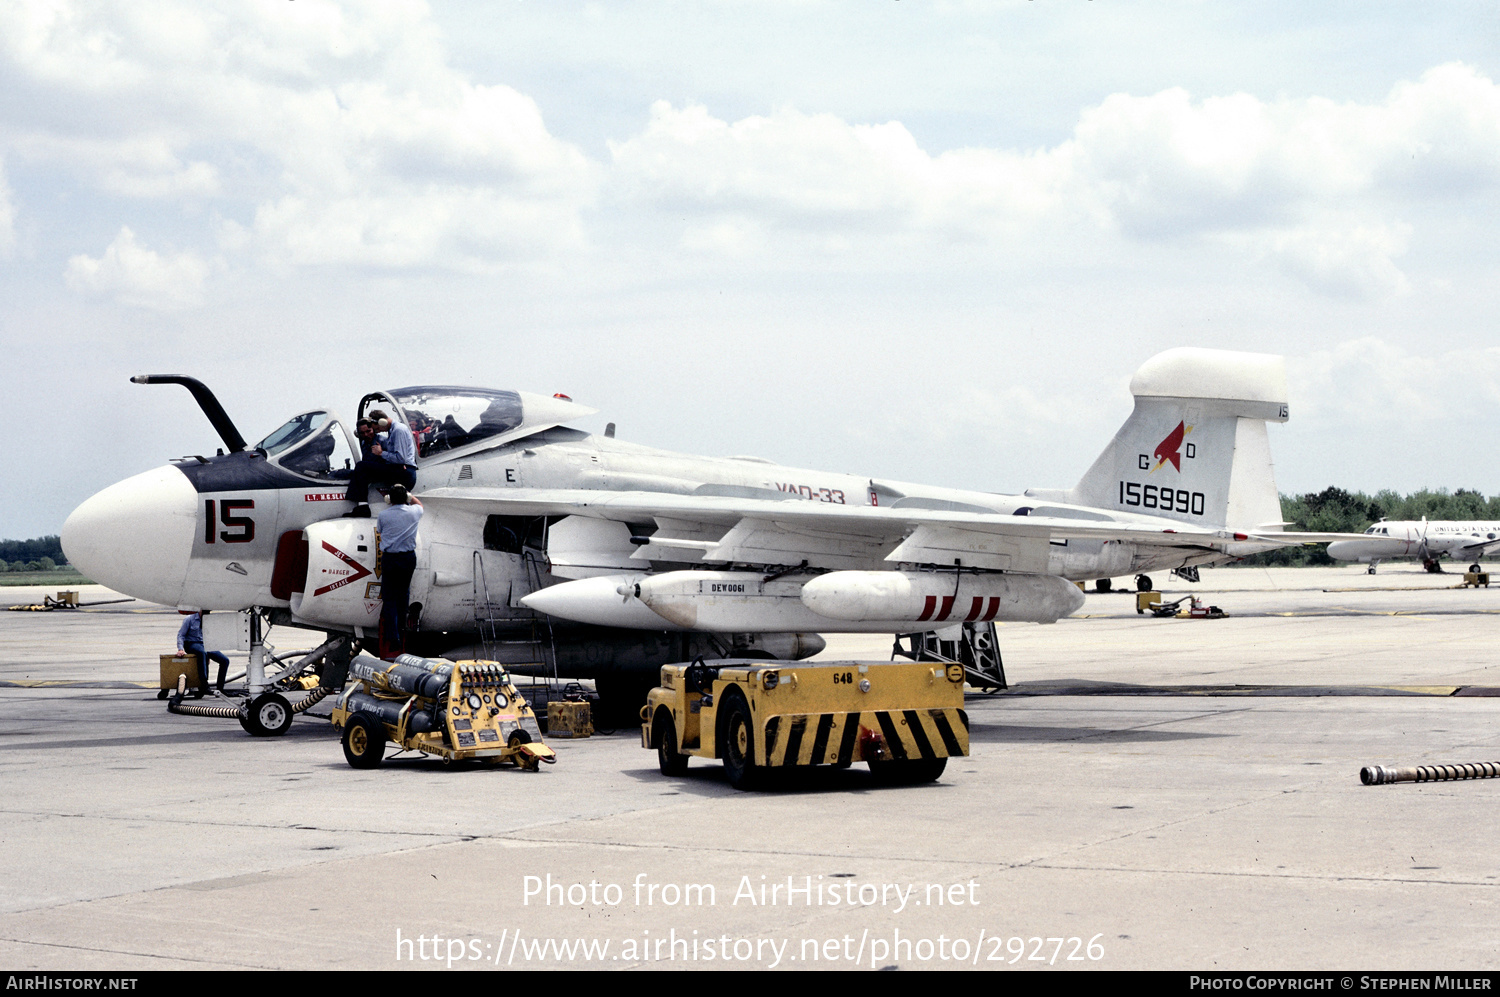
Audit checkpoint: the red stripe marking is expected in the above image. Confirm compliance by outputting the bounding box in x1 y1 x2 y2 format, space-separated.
982 596 1000 621
917 595 936 621
936 596 955 622
965 596 984 621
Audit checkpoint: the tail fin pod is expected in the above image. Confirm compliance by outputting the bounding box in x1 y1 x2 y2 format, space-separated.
1066 348 1288 529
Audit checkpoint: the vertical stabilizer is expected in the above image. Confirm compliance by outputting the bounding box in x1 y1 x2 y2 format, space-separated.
1067 349 1288 530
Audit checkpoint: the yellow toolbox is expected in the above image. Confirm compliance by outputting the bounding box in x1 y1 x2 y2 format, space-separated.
547 700 594 738
159 653 203 694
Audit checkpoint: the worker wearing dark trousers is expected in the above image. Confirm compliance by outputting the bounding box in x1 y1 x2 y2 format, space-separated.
377 485 423 659
176 611 230 696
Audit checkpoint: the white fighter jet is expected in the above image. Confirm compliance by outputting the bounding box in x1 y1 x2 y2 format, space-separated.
61 348 1345 728
1327 520 1500 574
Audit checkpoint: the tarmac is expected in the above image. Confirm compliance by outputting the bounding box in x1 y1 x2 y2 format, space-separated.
1 564 1497 971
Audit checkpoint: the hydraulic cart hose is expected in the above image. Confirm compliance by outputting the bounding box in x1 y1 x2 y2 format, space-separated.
291 685 329 713
167 685 328 719
168 698 245 719
1361 761 1500 785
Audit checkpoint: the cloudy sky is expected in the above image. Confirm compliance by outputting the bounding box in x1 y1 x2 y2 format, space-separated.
6 0 1500 538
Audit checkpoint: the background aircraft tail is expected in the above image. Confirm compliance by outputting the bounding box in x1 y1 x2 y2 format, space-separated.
1055 348 1289 530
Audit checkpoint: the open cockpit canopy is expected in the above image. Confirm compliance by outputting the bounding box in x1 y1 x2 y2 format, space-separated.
254 410 356 481
358 386 599 463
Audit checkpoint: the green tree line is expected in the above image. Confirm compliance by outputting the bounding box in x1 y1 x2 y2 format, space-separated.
1242 488 1500 566
0 535 67 572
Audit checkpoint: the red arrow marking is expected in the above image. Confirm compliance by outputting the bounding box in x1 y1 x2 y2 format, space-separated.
312 541 373 596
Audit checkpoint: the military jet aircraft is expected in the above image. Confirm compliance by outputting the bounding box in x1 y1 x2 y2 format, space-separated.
1327 519 1500 574
62 348 1346 730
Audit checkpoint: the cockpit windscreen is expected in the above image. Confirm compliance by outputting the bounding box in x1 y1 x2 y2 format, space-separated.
279 423 355 480
390 387 524 458
256 411 327 455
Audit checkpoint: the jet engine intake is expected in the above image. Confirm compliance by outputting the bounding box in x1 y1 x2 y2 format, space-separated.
289 519 383 630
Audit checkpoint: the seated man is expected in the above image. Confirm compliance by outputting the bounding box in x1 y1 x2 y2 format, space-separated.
343 410 418 516
176 610 230 696
355 418 378 459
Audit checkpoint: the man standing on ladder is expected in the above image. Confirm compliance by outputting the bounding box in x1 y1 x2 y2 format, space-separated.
377 485 422 659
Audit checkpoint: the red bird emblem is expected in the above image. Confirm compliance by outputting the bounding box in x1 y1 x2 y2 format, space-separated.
1153 421 1186 472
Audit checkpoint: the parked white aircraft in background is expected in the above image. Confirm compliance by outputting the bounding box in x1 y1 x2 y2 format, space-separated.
1327 520 1500 574
62 347 1350 730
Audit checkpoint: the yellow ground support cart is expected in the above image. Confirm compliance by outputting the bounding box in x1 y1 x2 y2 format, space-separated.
641 658 969 790
331 653 556 770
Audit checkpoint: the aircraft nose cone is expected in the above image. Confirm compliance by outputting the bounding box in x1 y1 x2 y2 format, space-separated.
62 465 197 606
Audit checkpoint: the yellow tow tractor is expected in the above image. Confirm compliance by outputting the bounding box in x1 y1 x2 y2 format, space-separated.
331 653 556 770
641 658 969 790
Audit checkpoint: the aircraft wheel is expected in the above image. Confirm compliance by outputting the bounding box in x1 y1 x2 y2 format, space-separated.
1135 574 1153 592
341 712 386 768
244 692 293 737
1367 565 1377 575
1095 577 1112 593
869 757 947 786
1471 563 1482 574
719 690 761 791
655 708 689 776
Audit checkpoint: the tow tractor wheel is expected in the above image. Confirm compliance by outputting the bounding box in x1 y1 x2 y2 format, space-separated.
719 690 762 791
655 708 690 776
341 711 386 768
868 757 947 786
244 692 294 737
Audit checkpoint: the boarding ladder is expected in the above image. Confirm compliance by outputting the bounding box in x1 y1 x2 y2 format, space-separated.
473 549 560 714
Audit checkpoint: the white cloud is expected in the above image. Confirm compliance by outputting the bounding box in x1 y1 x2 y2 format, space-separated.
609 101 1070 237
609 63 1500 298
10 1 1500 297
1290 338 1500 425
0 157 14 256
65 227 209 310
0 0 594 267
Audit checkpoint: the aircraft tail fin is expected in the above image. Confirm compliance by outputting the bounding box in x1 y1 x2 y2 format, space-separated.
1062 348 1288 530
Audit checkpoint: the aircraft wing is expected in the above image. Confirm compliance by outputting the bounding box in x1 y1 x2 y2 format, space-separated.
420 486 1335 573
1451 535 1500 558
1260 531 1377 545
